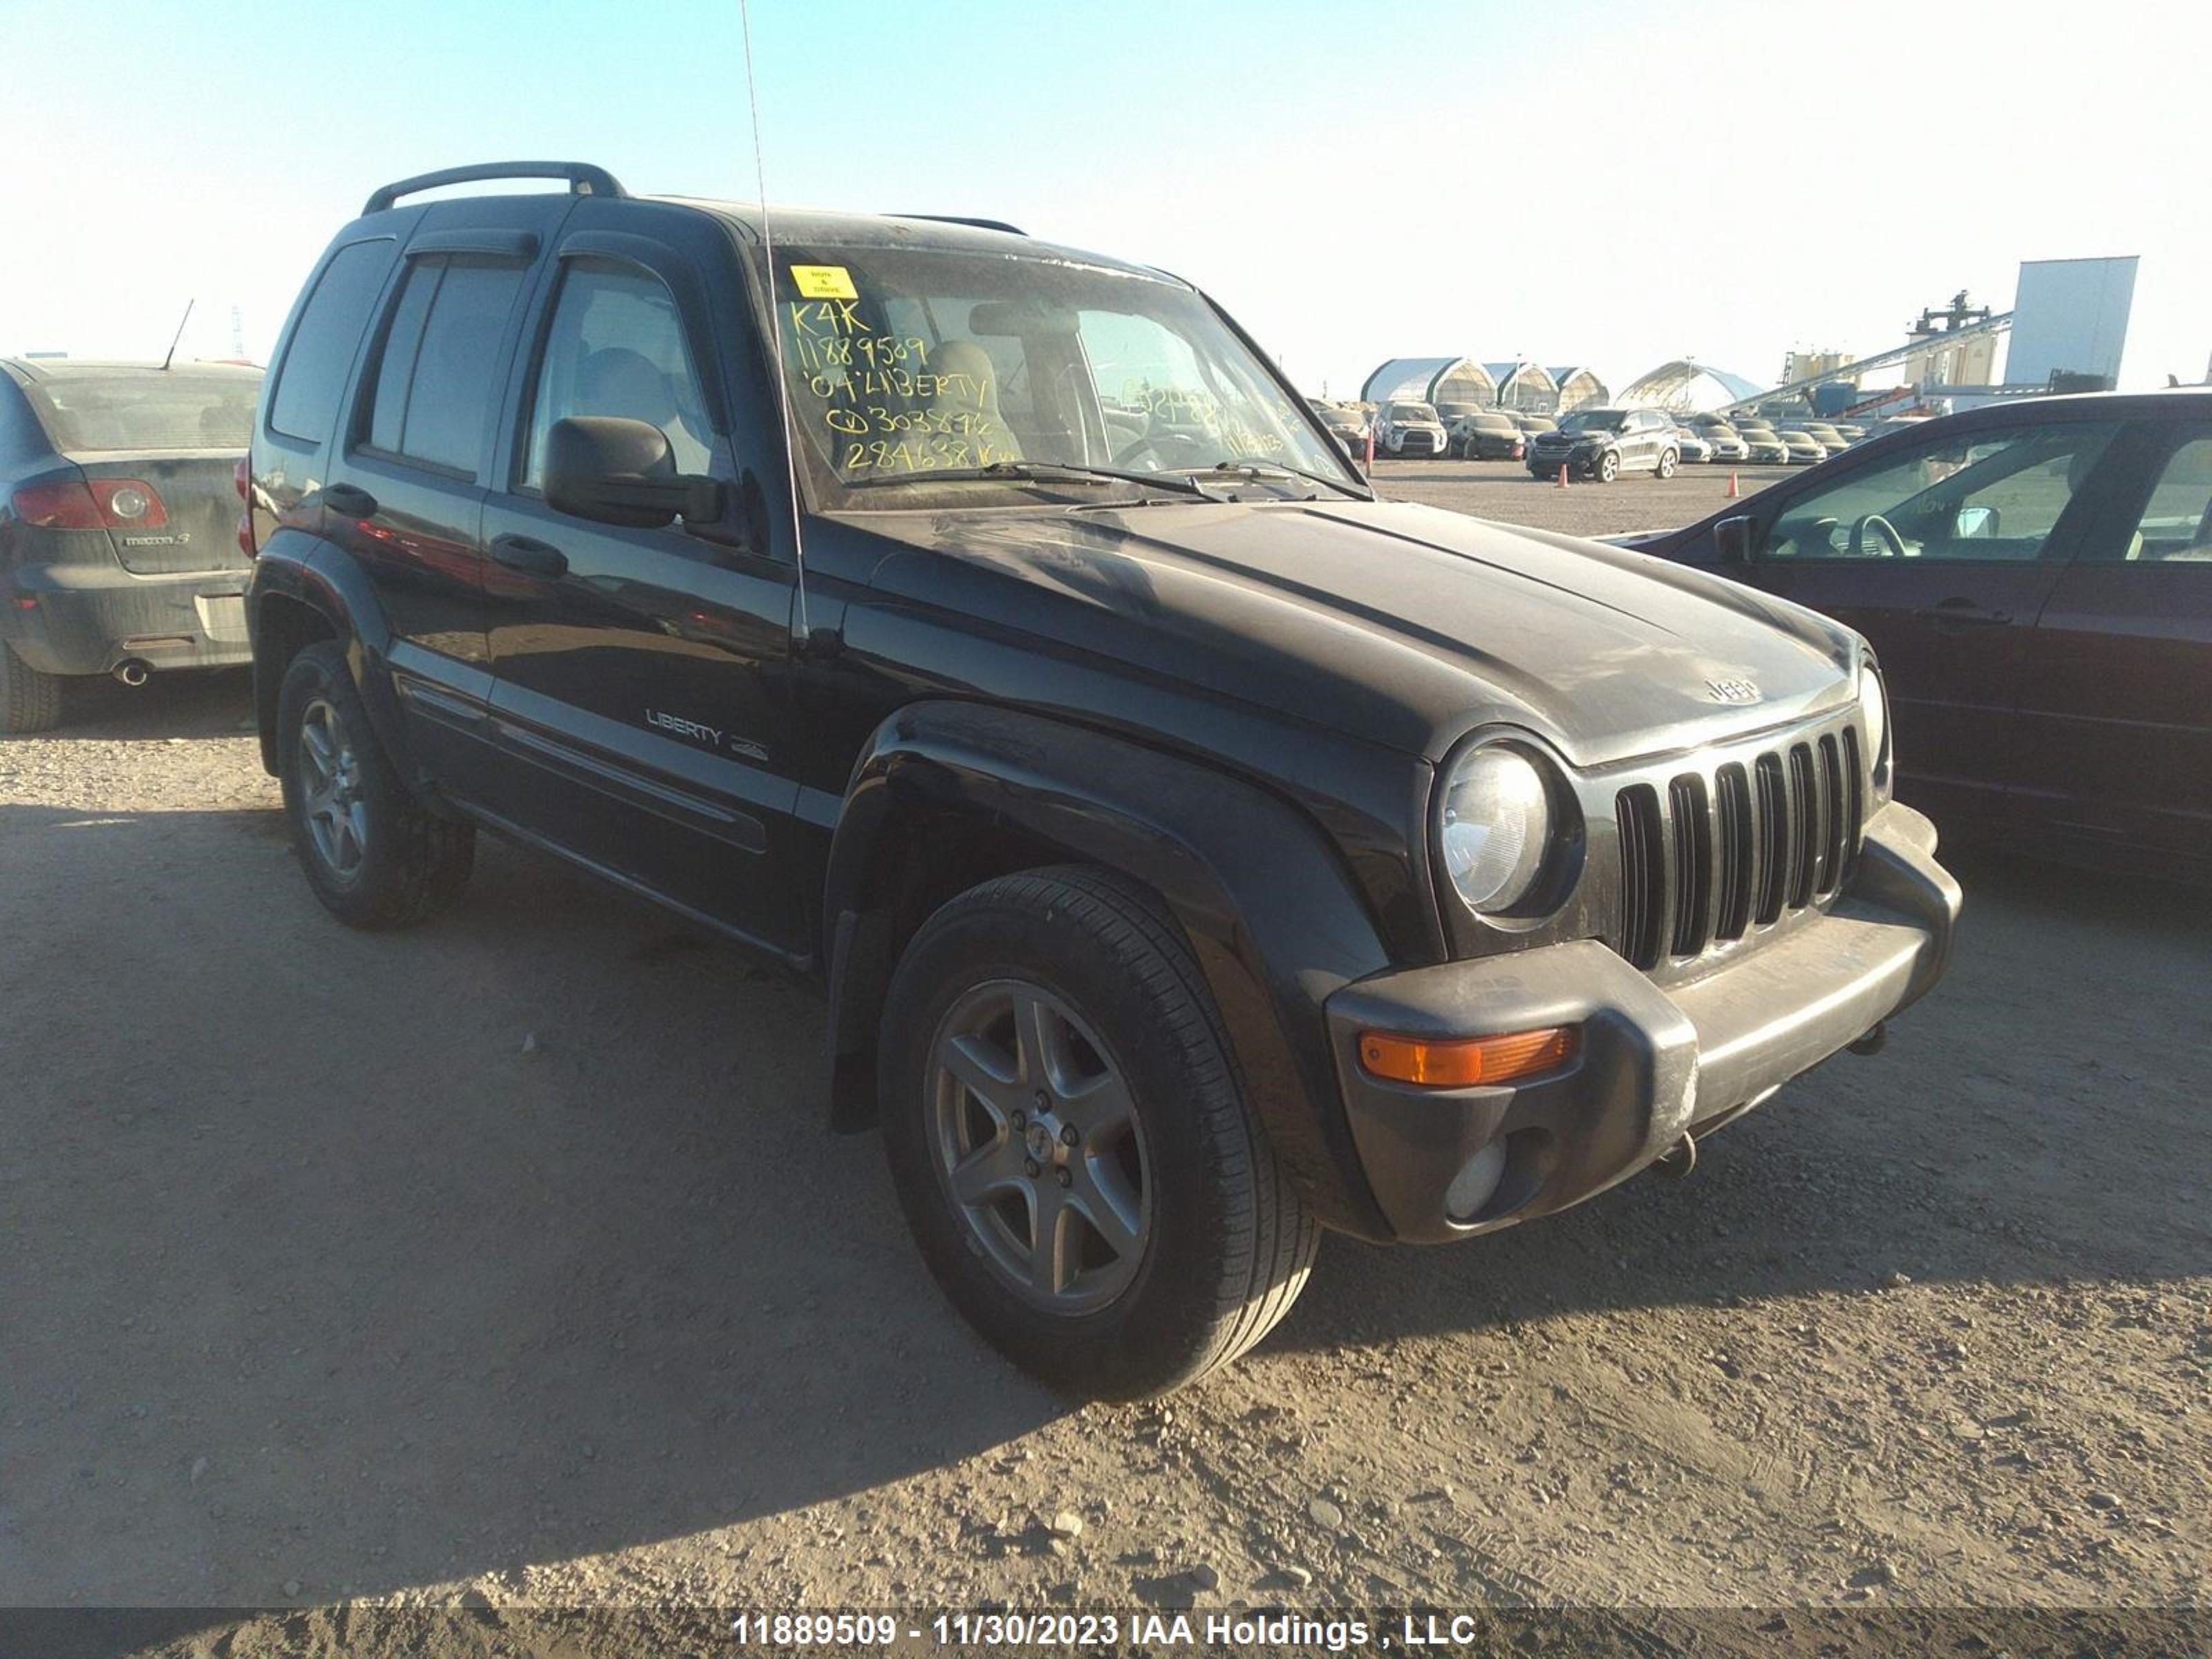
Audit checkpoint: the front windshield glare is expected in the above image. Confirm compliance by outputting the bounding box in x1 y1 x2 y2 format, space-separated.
760 245 1358 506
1561 411 1624 433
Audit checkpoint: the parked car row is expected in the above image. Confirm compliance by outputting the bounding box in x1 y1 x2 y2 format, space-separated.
1309 393 1909 476
1307 398 1569 462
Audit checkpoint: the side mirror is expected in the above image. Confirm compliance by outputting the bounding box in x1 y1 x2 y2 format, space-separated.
1714 514 1756 565
1956 505 1996 538
545 416 722 531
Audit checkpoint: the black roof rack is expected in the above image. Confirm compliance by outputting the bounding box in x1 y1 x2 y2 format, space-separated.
890 214 1027 236
362 162 628 216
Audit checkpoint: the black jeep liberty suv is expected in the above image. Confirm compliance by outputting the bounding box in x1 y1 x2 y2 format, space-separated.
245 163 1960 1398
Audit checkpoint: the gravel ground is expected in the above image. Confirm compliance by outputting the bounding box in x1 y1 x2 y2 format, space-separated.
3 470 2206 1656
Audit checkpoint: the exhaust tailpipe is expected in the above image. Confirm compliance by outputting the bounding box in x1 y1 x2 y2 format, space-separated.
113 659 151 688
1848 1022 1888 1057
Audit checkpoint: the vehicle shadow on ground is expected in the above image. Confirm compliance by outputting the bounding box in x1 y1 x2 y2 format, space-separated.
5 800 2204 1605
1280 846 2211 1351
1 668 255 742
0 803 1059 1606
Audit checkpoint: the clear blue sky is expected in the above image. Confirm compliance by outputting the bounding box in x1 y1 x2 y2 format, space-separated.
4 0 2203 395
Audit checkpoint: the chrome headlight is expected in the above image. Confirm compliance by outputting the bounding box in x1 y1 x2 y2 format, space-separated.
1439 743 1556 915
1856 662 1891 798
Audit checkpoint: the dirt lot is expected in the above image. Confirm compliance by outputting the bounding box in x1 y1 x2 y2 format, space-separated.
3 467 2207 1654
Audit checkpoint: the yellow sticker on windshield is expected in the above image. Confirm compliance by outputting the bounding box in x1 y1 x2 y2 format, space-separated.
790 264 858 301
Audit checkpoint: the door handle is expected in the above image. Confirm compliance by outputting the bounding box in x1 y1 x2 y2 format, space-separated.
489 534 569 578
322 483 378 518
1922 598 2011 628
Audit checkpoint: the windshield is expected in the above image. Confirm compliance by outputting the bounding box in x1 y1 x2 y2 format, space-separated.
758 243 1358 508
1389 403 1437 422
22 371 260 452
1559 411 1624 433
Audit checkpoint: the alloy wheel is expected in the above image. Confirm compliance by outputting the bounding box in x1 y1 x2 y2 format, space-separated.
928 978 1151 1313
296 696 369 881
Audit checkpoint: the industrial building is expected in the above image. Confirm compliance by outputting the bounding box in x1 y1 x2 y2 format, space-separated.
1359 357 1497 410
1615 360 1768 413
1483 362 1558 413
1546 366 1609 413
1358 357 1608 416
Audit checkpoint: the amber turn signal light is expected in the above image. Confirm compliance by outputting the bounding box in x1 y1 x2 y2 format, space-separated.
1358 1025 1577 1088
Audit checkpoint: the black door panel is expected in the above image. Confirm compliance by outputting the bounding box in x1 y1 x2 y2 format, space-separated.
2013 420 2212 868
1727 419 2125 836
477 227 805 953
478 501 800 945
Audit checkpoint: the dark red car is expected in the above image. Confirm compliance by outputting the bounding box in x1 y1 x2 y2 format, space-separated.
1622 392 2212 885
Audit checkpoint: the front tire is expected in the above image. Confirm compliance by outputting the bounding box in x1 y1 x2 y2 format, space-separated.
0 642 64 734
276 641 474 928
880 867 1318 1398
1597 449 1620 483
1656 447 1678 479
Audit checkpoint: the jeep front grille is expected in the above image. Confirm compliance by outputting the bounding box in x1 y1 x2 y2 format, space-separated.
1613 726 1864 972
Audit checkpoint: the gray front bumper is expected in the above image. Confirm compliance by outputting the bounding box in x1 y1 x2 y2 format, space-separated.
1325 800 1959 1243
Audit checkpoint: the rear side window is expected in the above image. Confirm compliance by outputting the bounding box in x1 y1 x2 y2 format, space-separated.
269 240 394 444
362 255 527 476
2114 429 2212 561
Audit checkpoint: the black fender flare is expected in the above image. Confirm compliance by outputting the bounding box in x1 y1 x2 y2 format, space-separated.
822 700 1397 1237
249 529 423 790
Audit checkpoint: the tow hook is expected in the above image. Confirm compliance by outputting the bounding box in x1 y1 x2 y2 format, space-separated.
1848 1022 1888 1057
1655 1134 1697 1179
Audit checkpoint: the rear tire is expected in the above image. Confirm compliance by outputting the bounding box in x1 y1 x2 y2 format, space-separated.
276 641 474 928
0 642 63 734
880 866 1318 1398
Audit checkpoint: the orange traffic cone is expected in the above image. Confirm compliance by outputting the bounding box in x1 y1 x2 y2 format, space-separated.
1555 463 1569 489
1727 470 1741 498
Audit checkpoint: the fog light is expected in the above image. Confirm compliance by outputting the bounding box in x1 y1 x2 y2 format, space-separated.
1445 1140 1508 1222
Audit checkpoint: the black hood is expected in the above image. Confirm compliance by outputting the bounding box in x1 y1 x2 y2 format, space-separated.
850 498 1858 768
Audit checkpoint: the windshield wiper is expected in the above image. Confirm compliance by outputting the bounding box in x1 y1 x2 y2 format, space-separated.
1173 460 1369 499
843 460 1219 499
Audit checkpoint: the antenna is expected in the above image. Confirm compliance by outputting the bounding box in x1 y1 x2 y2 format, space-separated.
739 0 814 645
159 299 195 371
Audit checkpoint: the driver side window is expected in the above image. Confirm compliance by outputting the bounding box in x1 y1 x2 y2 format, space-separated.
523 259 715 490
1764 422 2119 563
